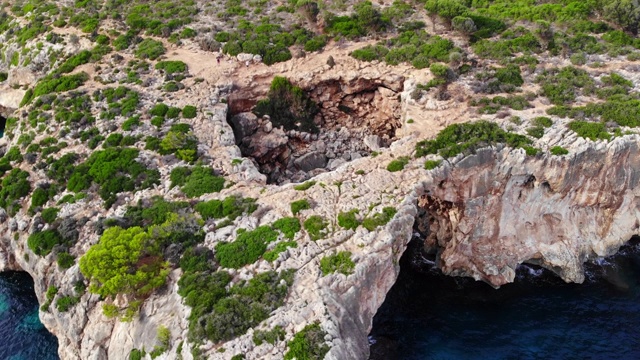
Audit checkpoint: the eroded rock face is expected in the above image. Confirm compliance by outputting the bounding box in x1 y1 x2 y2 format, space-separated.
418 139 640 287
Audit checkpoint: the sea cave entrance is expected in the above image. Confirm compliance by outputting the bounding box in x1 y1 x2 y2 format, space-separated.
368 234 640 360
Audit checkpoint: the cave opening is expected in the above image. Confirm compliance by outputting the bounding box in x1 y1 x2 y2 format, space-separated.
0 271 59 359
226 78 404 184
0 114 6 138
368 225 640 359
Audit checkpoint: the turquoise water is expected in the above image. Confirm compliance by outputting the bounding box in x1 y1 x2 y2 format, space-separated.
369 239 640 360
0 272 59 360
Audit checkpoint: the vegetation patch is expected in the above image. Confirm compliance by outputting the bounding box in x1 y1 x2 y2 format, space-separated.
284 322 330 360
254 77 319 133
304 215 328 240
170 166 225 198
415 121 532 158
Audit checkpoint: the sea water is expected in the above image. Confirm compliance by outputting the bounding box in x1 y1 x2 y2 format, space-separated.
0 271 59 360
369 239 640 360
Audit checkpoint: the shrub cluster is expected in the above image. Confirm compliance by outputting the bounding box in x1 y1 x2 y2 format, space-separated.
67 148 160 208
254 77 319 133
320 251 355 276
284 322 330 360
415 121 533 158
170 165 225 197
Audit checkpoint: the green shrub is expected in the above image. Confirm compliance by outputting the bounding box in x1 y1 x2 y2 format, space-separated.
550 146 569 155
495 65 523 86
122 116 141 131
293 181 316 191
362 207 397 231
178 269 293 344
56 295 79 312
273 217 301 239
568 121 611 141
290 199 311 215
386 157 409 172
0 169 31 216
254 77 319 133
253 325 285 346
166 107 181 119
263 241 298 262
195 196 257 221
67 148 159 208
79 226 169 299
178 166 225 197
536 67 594 105
284 322 330 360
27 229 64 256
532 116 553 128
304 215 328 240
155 61 187 74
150 103 169 117
320 251 355 276
182 105 197 118
337 209 360 230
522 146 539 156
415 121 532 158
41 207 59 224
424 160 442 170
135 39 165 60
526 126 544 139
215 226 278 268
57 252 75 269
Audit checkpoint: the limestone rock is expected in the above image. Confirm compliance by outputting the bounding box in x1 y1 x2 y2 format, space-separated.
294 152 328 172
230 112 259 143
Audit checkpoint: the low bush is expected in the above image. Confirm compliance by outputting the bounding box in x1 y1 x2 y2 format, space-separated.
320 251 355 276
362 207 397 231
284 322 330 360
173 166 225 197
27 229 64 256
387 157 409 172
253 326 285 346
290 199 311 215
195 196 257 221
215 226 278 268
135 39 165 60
155 61 187 74
293 181 316 191
424 160 442 170
272 217 301 239
263 241 298 262
303 215 328 240
57 252 75 269
415 121 532 158
550 146 569 155
182 105 197 118
254 77 319 133
56 295 79 312
568 121 611 141
66 148 160 208
338 209 360 230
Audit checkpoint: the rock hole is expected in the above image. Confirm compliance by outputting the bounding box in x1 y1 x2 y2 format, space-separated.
226 77 404 184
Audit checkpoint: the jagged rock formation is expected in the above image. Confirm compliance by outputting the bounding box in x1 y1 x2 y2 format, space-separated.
419 138 640 287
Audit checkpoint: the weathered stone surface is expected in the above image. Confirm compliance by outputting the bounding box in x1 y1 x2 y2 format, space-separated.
294 151 328 172
229 112 259 143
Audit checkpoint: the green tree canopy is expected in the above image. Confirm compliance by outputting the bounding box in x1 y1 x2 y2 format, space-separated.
79 226 169 298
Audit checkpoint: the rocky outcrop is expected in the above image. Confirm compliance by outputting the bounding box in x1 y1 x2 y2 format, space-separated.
418 138 640 287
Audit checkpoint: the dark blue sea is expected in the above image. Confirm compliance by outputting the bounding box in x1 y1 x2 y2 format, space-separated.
369 238 640 360
0 271 59 360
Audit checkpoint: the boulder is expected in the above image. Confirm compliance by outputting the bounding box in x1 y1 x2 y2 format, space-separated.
230 112 259 143
294 151 328 172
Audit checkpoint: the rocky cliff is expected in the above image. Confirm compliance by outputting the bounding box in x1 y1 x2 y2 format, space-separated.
1 1 640 358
